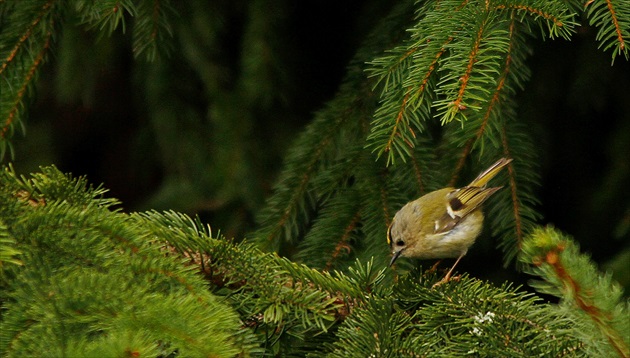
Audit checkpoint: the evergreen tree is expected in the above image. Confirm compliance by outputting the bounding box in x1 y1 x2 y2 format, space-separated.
1 0 629 356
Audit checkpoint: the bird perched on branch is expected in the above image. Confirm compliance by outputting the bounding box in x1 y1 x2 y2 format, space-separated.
387 158 512 287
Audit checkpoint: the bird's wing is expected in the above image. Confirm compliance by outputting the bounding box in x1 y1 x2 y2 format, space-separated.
434 186 501 234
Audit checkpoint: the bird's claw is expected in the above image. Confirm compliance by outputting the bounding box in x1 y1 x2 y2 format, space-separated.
431 274 461 288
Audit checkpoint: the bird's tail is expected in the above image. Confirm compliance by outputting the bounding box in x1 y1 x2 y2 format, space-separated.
468 157 512 188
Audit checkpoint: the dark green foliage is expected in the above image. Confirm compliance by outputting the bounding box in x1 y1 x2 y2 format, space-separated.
324 276 585 357
248 0 628 275
1 0 629 356
0 165 257 357
0 220 21 269
366 0 576 165
134 209 391 354
0 0 177 158
1 165 628 356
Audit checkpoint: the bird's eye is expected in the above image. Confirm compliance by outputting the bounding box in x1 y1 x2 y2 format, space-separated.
395 240 405 247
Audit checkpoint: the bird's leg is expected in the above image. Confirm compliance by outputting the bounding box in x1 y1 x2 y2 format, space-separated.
428 260 442 273
421 260 442 283
432 253 464 288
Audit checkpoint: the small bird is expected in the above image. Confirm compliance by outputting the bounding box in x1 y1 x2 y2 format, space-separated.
387 158 512 286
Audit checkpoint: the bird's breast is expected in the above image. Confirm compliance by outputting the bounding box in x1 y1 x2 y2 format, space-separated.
404 211 483 259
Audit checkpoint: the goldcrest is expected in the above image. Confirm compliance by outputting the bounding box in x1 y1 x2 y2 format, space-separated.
387 158 512 286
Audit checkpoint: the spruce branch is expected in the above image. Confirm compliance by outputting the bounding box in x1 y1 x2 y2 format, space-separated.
366 42 443 165
294 189 363 270
366 0 577 165
495 122 542 265
495 0 577 40
0 0 54 75
132 0 176 61
0 30 50 151
0 0 57 158
248 0 408 252
585 0 630 62
0 219 22 270
433 10 512 125
448 15 532 186
135 210 377 334
520 226 630 357
0 165 257 356
321 273 584 357
0 0 180 159
251 111 350 252
75 0 136 34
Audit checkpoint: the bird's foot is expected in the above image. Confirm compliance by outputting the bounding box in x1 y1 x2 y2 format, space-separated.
427 260 442 274
431 274 461 288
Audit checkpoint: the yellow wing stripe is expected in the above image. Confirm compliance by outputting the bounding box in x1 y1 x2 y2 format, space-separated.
449 186 504 218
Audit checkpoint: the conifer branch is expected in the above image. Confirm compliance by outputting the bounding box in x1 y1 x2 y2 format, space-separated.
367 1 577 165
367 38 447 165
255 125 336 251
132 0 175 61
521 227 630 357
603 0 627 50
295 188 363 269
501 126 524 249
324 275 584 356
323 211 361 272
137 210 372 334
409 154 426 194
433 12 512 124
585 0 630 62
0 219 22 269
0 165 257 356
1 31 51 140
0 0 53 75
496 3 566 29
449 18 491 118
0 0 58 157
76 0 136 34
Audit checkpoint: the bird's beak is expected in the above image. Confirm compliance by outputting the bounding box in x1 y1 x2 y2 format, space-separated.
389 249 403 267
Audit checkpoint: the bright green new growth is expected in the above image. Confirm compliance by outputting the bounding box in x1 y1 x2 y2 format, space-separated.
0 165 257 357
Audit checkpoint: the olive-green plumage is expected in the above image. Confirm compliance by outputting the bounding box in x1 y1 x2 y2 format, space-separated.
387 158 512 285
